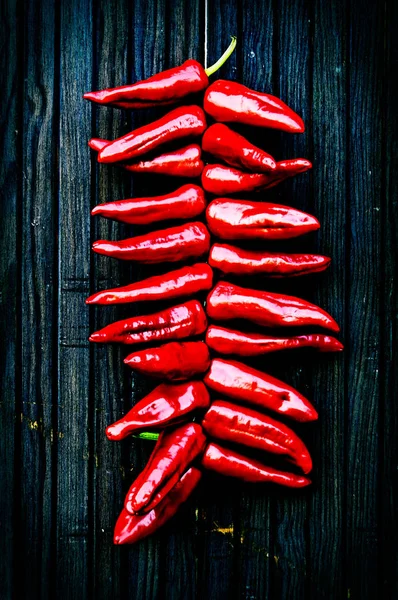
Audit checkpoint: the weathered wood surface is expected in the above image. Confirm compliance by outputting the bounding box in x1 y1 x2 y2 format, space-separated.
0 0 397 598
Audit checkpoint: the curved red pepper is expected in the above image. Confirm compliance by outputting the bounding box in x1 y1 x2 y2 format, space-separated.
201 160 311 195
86 263 213 305
206 199 319 241
106 381 210 441
84 37 237 110
207 281 339 332
203 80 305 133
89 140 204 178
97 106 207 164
202 443 311 488
203 358 317 422
124 341 210 380
89 299 207 345
202 123 276 172
206 325 344 356
91 184 206 225
92 222 210 263
114 467 201 545
125 423 206 514
209 243 331 276
84 61 209 109
202 400 312 473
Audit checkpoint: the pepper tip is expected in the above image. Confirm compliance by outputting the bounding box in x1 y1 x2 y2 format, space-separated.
105 425 117 440
89 332 102 342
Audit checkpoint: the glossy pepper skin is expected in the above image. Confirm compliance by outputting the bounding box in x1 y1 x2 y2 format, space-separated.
206 199 319 241
206 325 344 356
125 423 206 514
97 106 207 164
106 381 210 441
89 299 207 345
84 61 209 109
202 400 312 473
201 160 311 195
202 124 276 172
91 184 206 225
209 243 331 277
124 341 211 380
114 467 201 544
204 358 317 422
89 139 204 178
86 263 213 306
207 281 340 332
204 79 305 133
92 222 210 264
202 443 311 488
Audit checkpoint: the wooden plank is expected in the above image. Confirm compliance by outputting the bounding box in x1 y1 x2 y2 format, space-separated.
90 0 131 598
18 0 57 598
271 2 312 598
238 2 274 598
346 0 384 597
0 1 21 597
57 0 93 596
309 0 347 597
201 2 240 598
381 1 398 595
163 2 203 596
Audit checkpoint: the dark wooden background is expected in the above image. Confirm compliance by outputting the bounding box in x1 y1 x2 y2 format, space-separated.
1 0 397 598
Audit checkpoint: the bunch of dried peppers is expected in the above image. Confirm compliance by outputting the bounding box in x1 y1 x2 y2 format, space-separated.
84 37 343 545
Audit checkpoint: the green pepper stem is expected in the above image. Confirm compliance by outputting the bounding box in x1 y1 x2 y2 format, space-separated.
205 36 237 77
134 432 160 441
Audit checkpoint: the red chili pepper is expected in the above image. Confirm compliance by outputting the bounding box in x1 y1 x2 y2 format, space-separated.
202 400 312 473
202 443 311 488
125 423 206 515
89 140 204 178
91 184 206 225
206 325 344 356
202 123 276 172
86 263 213 306
201 160 311 195
114 467 202 545
203 358 317 422
84 37 237 109
106 381 210 441
92 222 210 263
206 199 319 241
203 79 305 133
209 243 331 276
89 299 207 345
124 341 210 380
97 106 207 164
207 281 339 332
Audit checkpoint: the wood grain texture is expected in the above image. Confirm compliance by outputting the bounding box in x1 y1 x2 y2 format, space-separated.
57 0 93 596
381 2 398 596
0 1 21 597
346 0 383 597
0 0 397 598
272 2 312 598
18 0 57 598
309 0 347 597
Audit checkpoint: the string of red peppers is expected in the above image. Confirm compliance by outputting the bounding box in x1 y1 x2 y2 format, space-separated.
84 37 343 545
